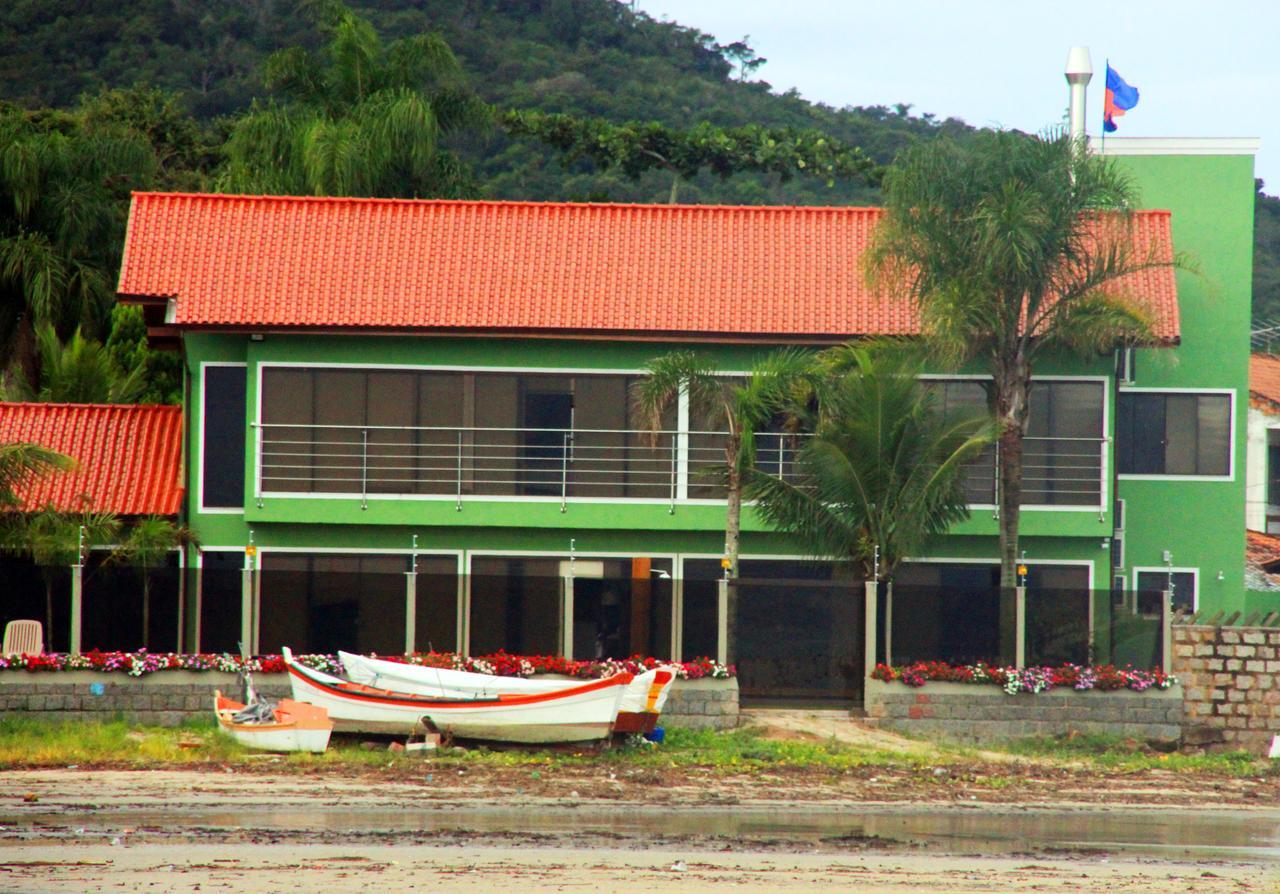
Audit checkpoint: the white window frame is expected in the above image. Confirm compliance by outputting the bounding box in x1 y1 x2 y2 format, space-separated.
1116 387 1237 482
1131 566 1199 613
199 362 249 514
918 374 1111 512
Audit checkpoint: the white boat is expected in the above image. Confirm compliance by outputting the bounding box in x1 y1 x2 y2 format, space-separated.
282 648 631 743
338 651 678 735
213 690 333 754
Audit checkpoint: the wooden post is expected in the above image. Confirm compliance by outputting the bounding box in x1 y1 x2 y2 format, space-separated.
69 563 83 657
863 579 878 680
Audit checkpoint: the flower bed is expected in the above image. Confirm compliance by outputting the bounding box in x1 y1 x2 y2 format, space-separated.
0 650 734 680
870 661 1175 695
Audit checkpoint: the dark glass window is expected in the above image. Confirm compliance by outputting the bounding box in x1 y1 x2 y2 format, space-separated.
1024 381 1106 505
1117 392 1231 476
202 365 246 508
1136 570 1196 613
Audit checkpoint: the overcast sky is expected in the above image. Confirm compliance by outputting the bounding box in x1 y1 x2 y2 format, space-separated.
634 0 1279 192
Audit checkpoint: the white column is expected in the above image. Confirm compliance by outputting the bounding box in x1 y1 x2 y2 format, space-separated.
404 571 417 655
69 563 83 656
716 578 729 666
562 574 575 660
863 580 879 680
1015 586 1027 669
1161 589 1173 674
240 568 253 658
676 387 690 500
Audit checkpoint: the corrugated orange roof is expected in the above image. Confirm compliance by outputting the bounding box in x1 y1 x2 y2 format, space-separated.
1251 354 1280 412
117 192 1180 342
0 403 183 515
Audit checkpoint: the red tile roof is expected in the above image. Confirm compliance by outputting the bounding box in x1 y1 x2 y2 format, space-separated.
1248 530 1280 572
1251 354 1280 413
118 192 1181 342
0 403 183 515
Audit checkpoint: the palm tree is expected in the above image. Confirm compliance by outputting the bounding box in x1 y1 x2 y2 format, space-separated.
113 516 198 650
0 105 156 385
17 505 120 652
632 349 812 661
867 128 1177 591
0 323 145 403
219 0 490 198
0 443 74 510
744 344 994 590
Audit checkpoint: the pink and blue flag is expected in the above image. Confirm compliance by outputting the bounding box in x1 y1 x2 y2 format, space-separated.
1103 64 1139 132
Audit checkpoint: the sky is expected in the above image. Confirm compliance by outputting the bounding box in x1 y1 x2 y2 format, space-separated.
634 0 1279 192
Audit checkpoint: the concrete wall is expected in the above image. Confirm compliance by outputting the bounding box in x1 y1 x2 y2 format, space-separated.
1174 624 1280 754
863 679 1184 745
0 672 738 732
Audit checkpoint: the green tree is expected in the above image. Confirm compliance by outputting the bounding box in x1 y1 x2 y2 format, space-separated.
113 516 198 649
219 0 490 197
105 305 181 404
744 343 994 590
631 349 811 661
0 323 145 403
0 104 156 384
18 505 120 651
867 129 1175 592
503 111 878 203
0 443 74 509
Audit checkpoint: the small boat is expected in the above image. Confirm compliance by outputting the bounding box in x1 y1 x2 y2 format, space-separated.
213 690 333 753
282 648 631 743
338 651 677 734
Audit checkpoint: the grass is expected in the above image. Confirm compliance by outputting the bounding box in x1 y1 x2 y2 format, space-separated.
1002 733 1273 777
0 718 1271 779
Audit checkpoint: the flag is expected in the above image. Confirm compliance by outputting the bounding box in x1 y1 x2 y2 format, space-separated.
1103 64 1139 133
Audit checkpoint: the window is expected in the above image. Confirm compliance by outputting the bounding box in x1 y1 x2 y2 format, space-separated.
202 365 247 508
1117 392 1231 477
1135 569 1196 613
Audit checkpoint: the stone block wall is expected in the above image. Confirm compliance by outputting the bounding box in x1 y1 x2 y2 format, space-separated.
863 680 1184 745
1173 624 1280 754
0 671 738 732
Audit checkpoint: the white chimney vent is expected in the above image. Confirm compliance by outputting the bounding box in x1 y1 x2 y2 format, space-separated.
1065 47 1092 140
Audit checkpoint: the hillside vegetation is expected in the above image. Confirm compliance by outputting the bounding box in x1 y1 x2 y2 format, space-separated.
1 0 1276 319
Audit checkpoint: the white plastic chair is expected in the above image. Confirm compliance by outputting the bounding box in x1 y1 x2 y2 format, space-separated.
2 620 43 656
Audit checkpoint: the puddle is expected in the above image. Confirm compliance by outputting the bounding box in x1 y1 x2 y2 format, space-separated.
6 804 1279 862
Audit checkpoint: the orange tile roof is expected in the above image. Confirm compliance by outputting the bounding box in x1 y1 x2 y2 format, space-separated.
1251 354 1280 412
1248 530 1280 571
118 192 1180 342
0 403 183 515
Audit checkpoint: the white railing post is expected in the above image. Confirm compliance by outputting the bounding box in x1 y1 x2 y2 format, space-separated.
360 428 369 510
669 434 677 514
676 390 690 500
560 432 569 513
455 430 463 511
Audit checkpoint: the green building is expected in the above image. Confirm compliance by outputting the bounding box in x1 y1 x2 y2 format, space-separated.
117 136 1256 702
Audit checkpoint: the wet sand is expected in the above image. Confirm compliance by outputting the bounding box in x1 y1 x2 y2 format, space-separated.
3 769 1277 892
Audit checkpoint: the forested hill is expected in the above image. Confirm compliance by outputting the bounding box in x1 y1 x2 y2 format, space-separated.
2 0 1277 318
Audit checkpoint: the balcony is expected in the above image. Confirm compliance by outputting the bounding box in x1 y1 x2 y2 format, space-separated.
254 422 1104 511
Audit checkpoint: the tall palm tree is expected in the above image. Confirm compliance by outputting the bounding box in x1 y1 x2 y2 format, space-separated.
632 349 812 661
220 0 490 198
744 343 995 588
867 128 1177 590
0 106 156 385
114 516 198 650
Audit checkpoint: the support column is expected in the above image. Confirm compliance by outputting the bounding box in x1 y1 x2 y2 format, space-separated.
863 580 879 679
1161 589 1173 674
1015 586 1027 669
69 563 83 657
883 580 893 667
562 574 575 660
404 571 418 655
716 578 729 666
240 568 253 658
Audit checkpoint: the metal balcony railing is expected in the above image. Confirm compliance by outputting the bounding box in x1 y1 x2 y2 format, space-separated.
253 423 1106 510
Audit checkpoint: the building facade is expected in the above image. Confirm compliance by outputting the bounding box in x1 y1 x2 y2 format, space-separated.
115 138 1257 701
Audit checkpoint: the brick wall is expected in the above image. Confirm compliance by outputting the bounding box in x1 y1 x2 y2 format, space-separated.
0 672 738 732
1173 625 1280 754
863 680 1184 745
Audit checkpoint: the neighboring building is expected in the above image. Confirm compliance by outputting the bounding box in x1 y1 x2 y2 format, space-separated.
1246 353 1280 534
113 137 1256 702
1245 530 1280 592
0 402 184 651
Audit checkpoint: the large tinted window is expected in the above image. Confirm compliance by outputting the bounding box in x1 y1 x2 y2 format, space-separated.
1024 381 1106 505
202 365 246 508
1117 392 1231 476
